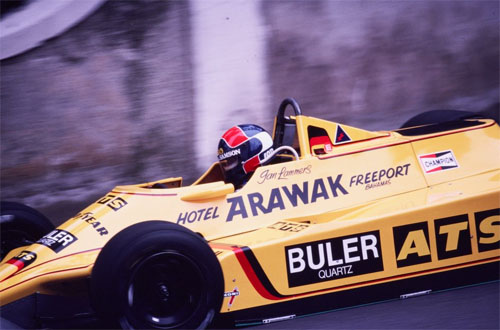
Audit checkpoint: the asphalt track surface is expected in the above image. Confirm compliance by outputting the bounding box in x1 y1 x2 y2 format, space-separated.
1 281 498 329
251 281 499 329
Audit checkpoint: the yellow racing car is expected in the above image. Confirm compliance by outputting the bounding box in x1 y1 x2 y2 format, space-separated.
1 98 499 329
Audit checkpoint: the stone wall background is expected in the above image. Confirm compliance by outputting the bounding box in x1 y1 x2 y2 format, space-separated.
1 0 195 222
263 1 499 129
1 0 498 224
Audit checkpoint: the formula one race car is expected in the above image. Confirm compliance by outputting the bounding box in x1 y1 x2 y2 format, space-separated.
1 98 499 329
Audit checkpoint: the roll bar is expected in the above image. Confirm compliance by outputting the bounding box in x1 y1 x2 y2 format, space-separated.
277 97 302 118
274 97 302 149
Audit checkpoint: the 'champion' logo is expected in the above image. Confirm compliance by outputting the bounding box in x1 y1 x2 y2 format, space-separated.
419 150 459 174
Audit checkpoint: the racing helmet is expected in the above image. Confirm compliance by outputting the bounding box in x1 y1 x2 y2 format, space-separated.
218 124 274 188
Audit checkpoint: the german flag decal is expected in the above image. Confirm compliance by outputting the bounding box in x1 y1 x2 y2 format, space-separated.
334 125 352 145
6 251 37 272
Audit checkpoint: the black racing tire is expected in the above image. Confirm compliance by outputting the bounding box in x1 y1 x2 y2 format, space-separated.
90 221 224 329
400 109 478 128
0 201 54 260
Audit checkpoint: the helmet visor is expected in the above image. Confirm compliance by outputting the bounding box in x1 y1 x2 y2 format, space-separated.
220 156 239 172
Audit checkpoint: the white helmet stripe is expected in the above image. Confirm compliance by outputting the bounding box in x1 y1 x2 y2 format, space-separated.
254 131 274 151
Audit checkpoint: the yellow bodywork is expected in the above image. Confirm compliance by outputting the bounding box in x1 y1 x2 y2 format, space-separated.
1 112 498 317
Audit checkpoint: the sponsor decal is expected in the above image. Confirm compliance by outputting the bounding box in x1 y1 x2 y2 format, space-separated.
285 230 383 287
218 148 241 161
226 174 348 222
97 194 128 211
36 229 77 253
7 250 37 271
393 222 431 268
434 214 471 260
73 212 108 236
349 163 411 190
393 210 498 268
258 165 312 184
474 208 500 252
224 287 240 307
268 221 309 233
260 148 274 161
334 125 352 145
177 206 220 225
419 150 459 174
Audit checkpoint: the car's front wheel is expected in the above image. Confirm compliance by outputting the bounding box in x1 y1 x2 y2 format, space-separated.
90 221 224 329
0 201 54 260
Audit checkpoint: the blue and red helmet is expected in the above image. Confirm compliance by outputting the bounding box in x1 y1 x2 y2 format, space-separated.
218 124 274 188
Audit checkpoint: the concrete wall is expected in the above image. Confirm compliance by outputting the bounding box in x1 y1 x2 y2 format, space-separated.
263 1 499 129
1 0 195 222
1 0 498 224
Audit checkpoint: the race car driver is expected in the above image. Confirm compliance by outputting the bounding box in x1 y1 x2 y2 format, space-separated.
217 124 274 189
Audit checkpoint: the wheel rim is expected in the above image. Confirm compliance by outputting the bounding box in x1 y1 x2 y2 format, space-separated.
124 251 205 328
